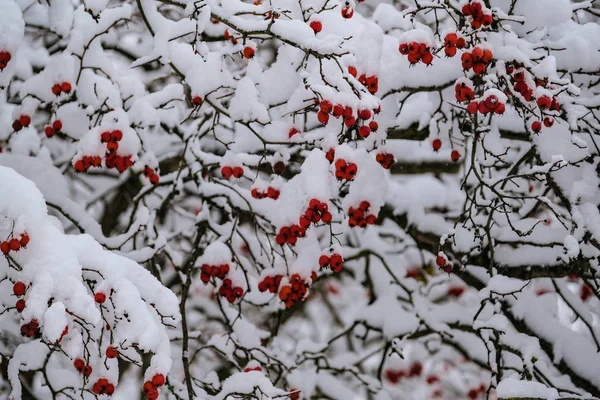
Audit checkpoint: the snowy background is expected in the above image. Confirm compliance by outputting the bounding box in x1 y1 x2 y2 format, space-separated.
1 0 600 399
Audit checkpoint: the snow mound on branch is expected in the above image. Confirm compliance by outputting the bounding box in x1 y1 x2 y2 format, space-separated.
0 166 180 399
229 77 270 123
496 377 559 399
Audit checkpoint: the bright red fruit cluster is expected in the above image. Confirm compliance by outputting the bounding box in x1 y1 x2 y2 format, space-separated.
1 232 30 254
92 378 115 396
73 358 93 377
302 199 332 226
348 67 380 95
143 374 166 400
51 81 72 96
20 319 40 338
334 158 358 181
218 278 244 304
461 1 493 29
398 42 434 65
73 155 103 173
467 383 488 399
455 81 475 103
12 114 31 132
436 254 453 273
376 152 395 169
142 166 160 185
278 274 310 308
200 263 230 283
467 94 505 115
221 165 244 179
275 224 306 246
348 201 376 228
443 33 466 57
44 119 63 138
461 47 493 75
258 274 283 293
251 186 280 200
0 51 11 70
319 253 343 272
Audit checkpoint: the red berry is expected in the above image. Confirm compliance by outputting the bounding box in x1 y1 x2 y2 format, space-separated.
52 84 62 95
359 126 371 138
451 150 461 162
52 120 63 131
95 292 106 304
369 121 378 132
9 239 21 251
16 299 25 312
61 82 72 93
319 255 330 268
310 20 322 33
83 365 93 377
531 121 542 133
348 66 357 77
45 126 55 138
319 100 333 113
12 120 22 132
543 117 554 128
358 109 372 120
243 46 255 59
537 96 552 110
73 358 85 372
111 130 123 141
467 101 479 114
20 233 29 247
13 281 26 296
152 374 165 387
19 115 31 127
1 241 10 254
341 5 354 18
232 166 244 178
106 346 118 359
432 138 442 152
192 95 203 106
317 111 329 125
221 166 233 179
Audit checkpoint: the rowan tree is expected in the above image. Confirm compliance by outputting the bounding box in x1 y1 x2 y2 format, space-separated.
1 0 600 399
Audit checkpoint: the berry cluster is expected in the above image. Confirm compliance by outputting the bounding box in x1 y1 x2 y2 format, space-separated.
461 47 493 75
218 278 244 304
467 383 488 399
51 81 72 96
530 94 560 133
73 155 103 173
251 186 280 200
455 80 475 103
0 51 11 70
12 114 31 132
376 152 395 169
278 274 310 308
221 165 244 179
275 224 306 246
385 362 423 384
13 281 27 313
436 254 453 273
44 120 63 138
223 29 239 45
348 201 377 228
92 378 115 396
318 253 344 272
302 199 332 225
309 20 322 34
1 233 30 254
461 1 493 29
398 42 434 65
317 100 356 127
258 274 283 293
142 166 160 185
143 374 166 400
510 66 534 101
20 319 40 338
358 74 379 94
357 109 379 139
200 263 230 283
73 358 93 377
443 33 466 57
467 94 505 115
101 129 123 151
334 158 358 181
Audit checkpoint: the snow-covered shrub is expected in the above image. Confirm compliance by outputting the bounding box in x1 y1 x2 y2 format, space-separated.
1 0 600 399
